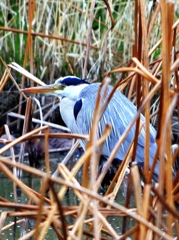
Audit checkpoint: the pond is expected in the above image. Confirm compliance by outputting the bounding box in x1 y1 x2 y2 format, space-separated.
0 149 135 239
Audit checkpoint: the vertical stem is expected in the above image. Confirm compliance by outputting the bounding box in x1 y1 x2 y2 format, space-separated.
18 97 32 179
83 0 97 79
17 0 36 129
156 0 174 237
139 0 150 182
28 0 36 76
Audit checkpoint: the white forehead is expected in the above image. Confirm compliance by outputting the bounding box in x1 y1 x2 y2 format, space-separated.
62 84 88 100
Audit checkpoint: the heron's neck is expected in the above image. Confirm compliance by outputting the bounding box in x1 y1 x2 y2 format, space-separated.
63 84 88 100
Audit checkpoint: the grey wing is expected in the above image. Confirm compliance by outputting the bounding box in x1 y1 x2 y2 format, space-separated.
76 83 157 169
112 92 157 165
76 83 135 159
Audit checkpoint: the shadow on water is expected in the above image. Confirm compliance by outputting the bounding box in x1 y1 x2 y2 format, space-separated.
0 149 135 239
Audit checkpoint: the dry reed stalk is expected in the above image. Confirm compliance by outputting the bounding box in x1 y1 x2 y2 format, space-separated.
18 229 36 240
131 164 143 237
139 0 150 181
58 164 86 203
0 61 26 99
147 3 161 38
70 199 91 239
155 1 174 237
152 61 162 79
8 62 46 86
0 211 7 233
17 0 36 129
44 127 50 174
50 140 80 179
161 93 179 234
104 138 134 198
23 133 87 141
34 178 66 240
1 219 25 233
127 72 138 101
18 97 32 174
7 112 70 132
36 204 57 240
0 68 11 92
0 26 101 49
33 175 50 239
83 0 97 79
120 224 139 240
110 64 159 85
28 0 36 76
140 184 151 239
100 2 116 77
50 185 68 239
3 124 18 202
151 187 179 219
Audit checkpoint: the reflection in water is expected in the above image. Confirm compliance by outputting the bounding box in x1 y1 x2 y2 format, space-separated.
0 150 134 239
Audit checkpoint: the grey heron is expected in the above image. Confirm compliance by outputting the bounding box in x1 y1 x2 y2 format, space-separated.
22 76 158 185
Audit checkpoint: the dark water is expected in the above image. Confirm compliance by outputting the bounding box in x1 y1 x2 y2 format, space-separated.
0 151 135 239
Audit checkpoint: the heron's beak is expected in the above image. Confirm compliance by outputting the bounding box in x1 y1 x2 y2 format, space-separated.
21 83 62 94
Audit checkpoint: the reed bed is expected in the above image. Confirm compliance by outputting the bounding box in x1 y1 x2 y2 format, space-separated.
0 0 179 239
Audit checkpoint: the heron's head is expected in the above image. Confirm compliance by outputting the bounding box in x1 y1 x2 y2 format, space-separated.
22 76 89 100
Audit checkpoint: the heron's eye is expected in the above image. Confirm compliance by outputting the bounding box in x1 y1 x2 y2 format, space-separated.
60 84 66 89
55 82 66 90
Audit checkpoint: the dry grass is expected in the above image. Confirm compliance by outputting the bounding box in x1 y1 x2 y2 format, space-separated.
0 0 179 239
